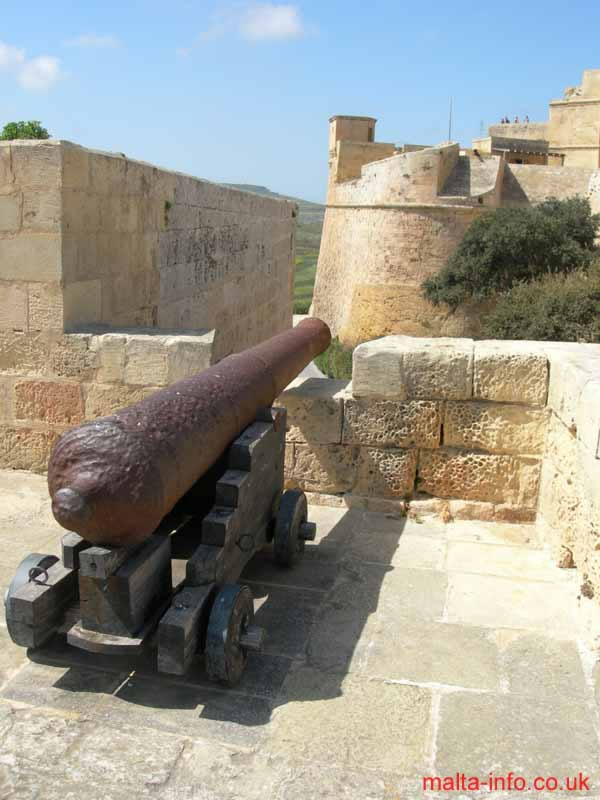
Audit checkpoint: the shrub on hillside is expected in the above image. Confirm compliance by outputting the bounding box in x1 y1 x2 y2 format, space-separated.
482 257 600 342
422 197 600 309
293 299 312 314
314 337 353 380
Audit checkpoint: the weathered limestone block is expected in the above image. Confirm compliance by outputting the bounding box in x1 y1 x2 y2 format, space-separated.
14 380 84 424
355 447 417 498
278 378 348 444
418 448 541 507
0 375 14 421
62 143 90 190
0 425 59 472
0 193 21 232
49 335 97 379
544 412 578 478
444 402 547 455
0 144 13 188
352 336 473 400
546 351 600 433
343 398 441 449
90 334 126 383
84 383 158 419
11 141 62 191
22 188 61 232
63 279 102 328
0 234 62 282
537 463 580 564
124 337 169 386
27 282 63 332
286 443 359 493
166 333 214 383
473 341 548 406
0 332 51 374
0 284 27 331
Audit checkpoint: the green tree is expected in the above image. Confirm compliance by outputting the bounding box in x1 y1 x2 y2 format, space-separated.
422 197 600 309
0 121 50 141
482 256 600 342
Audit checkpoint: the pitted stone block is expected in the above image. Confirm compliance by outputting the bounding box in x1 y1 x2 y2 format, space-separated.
418 448 541 507
343 398 441 449
14 380 84 424
474 342 548 406
286 443 359 494
0 425 59 472
355 447 417 498
352 336 473 400
444 402 547 455
278 377 348 444
84 383 158 419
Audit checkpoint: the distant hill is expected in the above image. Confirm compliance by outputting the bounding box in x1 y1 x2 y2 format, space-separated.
224 184 324 250
224 184 325 314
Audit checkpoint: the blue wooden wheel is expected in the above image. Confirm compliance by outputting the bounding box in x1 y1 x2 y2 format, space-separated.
273 489 307 567
204 584 254 686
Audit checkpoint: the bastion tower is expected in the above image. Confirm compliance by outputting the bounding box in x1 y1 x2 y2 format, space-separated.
311 116 495 346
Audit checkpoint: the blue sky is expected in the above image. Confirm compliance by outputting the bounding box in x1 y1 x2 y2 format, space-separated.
2 1 599 202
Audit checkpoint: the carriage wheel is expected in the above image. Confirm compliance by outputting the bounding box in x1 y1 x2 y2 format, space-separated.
273 490 314 567
205 584 263 686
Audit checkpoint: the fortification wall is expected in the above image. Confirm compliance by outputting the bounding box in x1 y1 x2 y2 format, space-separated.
330 143 460 206
331 141 397 184
280 335 600 645
312 203 485 345
0 140 295 362
0 140 295 470
501 164 600 211
489 123 549 140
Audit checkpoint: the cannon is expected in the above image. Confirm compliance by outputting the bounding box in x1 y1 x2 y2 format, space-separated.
4 319 331 686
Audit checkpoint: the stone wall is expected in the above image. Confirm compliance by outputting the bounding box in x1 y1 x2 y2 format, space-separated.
0 140 295 361
280 337 548 518
0 139 295 470
0 328 213 471
279 334 600 629
536 344 600 642
312 205 485 345
502 163 600 211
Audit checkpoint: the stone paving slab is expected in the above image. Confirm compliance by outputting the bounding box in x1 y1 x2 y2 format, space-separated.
0 470 599 799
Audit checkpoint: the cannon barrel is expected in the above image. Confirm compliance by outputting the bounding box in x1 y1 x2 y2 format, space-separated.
48 318 331 548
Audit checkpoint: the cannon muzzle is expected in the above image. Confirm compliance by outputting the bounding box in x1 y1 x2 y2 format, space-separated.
48 318 331 547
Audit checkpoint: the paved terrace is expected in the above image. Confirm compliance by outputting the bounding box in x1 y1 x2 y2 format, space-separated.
1 469 599 799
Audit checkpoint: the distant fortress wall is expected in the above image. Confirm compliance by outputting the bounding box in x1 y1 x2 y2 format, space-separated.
312 119 498 345
313 97 600 347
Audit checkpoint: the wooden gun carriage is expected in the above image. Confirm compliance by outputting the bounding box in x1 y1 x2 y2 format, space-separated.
4 319 330 686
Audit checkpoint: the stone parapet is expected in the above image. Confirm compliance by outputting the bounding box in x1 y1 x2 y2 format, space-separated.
0 329 214 471
280 337 552 515
281 335 600 639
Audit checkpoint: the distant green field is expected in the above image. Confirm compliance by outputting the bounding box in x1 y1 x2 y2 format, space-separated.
294 248 319 314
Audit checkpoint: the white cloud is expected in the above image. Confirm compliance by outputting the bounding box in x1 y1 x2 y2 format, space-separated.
65 34 119 48
240 4 304 40
18 56 61 90
196 3 305 44
0 40 61 90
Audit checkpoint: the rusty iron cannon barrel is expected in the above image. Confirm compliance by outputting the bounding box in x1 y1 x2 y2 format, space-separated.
48 318 331 548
